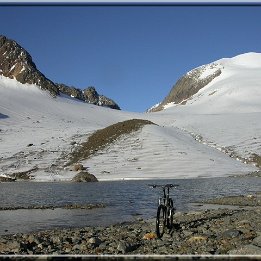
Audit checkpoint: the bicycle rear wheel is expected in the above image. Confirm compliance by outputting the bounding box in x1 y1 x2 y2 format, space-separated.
156 205 166 238
167 199 174 230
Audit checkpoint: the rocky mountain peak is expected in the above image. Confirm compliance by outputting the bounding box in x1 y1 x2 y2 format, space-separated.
57 84 121 110
83 86 99 104
149 62 222 112
0 35 120 110
0 35 59 97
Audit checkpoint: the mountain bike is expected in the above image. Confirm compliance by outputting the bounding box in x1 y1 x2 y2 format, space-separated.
149 184 179 238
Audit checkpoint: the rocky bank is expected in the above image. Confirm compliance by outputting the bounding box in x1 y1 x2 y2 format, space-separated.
0 193 261 257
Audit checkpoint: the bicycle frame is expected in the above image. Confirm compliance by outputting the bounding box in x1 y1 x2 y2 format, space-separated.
158 186 171 206
149 184 179 238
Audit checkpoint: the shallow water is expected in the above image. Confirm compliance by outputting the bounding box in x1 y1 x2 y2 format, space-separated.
0 177 260 235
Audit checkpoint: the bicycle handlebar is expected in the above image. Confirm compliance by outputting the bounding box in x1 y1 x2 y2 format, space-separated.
148 184 179 189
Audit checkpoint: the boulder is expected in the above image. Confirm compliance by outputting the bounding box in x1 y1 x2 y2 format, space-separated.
253 236 261 248
72 171 98 182
228 244 261 255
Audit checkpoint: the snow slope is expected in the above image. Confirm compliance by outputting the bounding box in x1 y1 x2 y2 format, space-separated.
0 52 260 181
85 124 254 180
161 52 261 113
147 53 261 169
0 76 134 181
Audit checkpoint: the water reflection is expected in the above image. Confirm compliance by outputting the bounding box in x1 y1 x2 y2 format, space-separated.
0 177 260 235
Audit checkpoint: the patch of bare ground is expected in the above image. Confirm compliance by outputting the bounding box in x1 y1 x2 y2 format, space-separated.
9 167 38 180
201 192 261 207
249 153 261 168
67 119 156 166
0 203 105 211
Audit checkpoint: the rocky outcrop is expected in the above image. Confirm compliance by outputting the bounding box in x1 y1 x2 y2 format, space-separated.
72 171 98 182
57 84 84 100
57 84 121 110
0 35 120 110
0 35 59 97
149 63 222 112
83 86 99 104
0 175 16 182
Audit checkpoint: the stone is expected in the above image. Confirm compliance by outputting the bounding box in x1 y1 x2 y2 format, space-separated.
237 219 252 229
98 242 108 250
0 242 7 253
228 244 261 255
117 241 133 254
79 243 87 251
88 237 102 247
72 171 98 182
187 235 207 244
222 229 241 238
51 236 61 244
27 235 36 244
8 241 20 250
72 244 81 251
183 230 193 237
253 236 261 248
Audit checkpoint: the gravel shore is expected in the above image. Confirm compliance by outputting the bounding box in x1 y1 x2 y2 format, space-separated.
0 192 261 257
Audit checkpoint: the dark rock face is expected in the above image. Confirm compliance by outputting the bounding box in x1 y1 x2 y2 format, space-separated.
149 64 222 112
96 94 121 110
57 84 84 100
0 35 59 97
57 84 121 110
83 86 99 104
0 35 120 110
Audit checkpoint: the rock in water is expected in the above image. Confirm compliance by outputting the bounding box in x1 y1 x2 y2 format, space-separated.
72 171 98 182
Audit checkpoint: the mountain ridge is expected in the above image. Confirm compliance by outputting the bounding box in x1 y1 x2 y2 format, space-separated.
149 52 261 112
0 35 120 110
0 39 260 181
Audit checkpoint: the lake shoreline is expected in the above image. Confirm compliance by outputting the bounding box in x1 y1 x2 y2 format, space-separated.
0 192 261 256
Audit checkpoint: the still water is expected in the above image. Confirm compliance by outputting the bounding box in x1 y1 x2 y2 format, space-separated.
0 177 261 235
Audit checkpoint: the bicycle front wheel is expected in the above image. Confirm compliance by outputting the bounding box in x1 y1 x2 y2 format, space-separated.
156 205 166 238
167 198 174 230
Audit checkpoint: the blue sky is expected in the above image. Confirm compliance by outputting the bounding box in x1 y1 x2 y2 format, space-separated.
1 5 261 111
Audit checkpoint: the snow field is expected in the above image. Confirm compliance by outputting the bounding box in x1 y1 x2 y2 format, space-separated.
1 52 261 181
84 124 256 180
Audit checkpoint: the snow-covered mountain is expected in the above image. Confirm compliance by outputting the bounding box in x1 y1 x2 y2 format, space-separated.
0 35 120 110
150 52 261 113
0 35 58 97
147 52 261 171
0 52 260 181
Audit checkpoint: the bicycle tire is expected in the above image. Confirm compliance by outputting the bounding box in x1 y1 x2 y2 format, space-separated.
156 204 166 238
167 198 174 230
